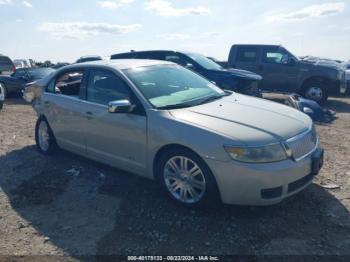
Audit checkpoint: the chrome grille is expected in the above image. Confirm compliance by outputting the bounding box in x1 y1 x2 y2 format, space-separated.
286 128 318 160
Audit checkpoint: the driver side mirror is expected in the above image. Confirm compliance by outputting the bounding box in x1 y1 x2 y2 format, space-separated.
108 99 135 113
287 57 297 66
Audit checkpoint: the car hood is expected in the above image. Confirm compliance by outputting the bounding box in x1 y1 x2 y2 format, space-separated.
207 68 262 81
170 94 311 146
300 60 340 70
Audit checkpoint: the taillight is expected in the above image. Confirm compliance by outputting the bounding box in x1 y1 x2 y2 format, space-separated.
12 64 16 73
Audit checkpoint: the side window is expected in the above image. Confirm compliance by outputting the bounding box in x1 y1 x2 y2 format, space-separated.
263 49 285 64
87 69 130 105
236 47 257 63
55 71 84 97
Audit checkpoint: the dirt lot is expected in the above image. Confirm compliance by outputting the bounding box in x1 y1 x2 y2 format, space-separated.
0 96 350 260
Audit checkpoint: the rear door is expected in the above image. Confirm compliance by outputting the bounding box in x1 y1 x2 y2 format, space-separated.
81 68 147 174
230 46 260 73
42 69 88 155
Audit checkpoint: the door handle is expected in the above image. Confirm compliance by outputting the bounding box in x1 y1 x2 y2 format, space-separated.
86 111 93 120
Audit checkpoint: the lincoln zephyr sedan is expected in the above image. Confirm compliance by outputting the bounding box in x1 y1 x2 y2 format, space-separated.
24 60 324 206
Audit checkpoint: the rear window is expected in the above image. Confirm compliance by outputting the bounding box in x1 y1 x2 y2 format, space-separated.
236 47 258 63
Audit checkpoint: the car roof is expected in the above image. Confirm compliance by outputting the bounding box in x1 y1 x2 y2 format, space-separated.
232 44 282 48
111 50 190 57
63 59 173 71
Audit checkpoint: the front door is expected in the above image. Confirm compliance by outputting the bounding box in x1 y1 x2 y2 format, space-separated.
82 68 147 174
259 47 298 92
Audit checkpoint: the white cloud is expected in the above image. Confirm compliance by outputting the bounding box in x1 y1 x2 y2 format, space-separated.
15 18 23 22
158 33 190 40
267 2 346 22
0 0 13 5
37 22 142 39
158 32 219 41
22 0 32 7
145 0 211 16
98 0 135 9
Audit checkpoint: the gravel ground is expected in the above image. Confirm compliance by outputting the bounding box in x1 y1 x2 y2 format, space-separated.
0 96 350 260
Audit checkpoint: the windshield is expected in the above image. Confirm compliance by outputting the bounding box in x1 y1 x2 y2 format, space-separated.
28 68 55 80
123 65 226 109
185 53 223 70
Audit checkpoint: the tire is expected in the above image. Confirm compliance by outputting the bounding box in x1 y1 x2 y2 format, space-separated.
0 83 7 99
35 117 58 155
156 147 221 207
0 102 3 110
302 82 328 105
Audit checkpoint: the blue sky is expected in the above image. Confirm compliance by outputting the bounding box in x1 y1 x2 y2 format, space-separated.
0 0 349 63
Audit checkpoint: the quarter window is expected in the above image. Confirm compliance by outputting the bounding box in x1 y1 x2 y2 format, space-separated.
55 71 84 97
236 47 257 63
87 69 130 105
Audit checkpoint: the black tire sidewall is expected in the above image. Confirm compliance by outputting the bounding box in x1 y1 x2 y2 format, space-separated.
35 117 57 155
0 83 7 99
303 83 328 104
156 148 221 207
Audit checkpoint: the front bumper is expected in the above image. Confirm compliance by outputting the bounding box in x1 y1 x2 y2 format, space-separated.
206 147 324 206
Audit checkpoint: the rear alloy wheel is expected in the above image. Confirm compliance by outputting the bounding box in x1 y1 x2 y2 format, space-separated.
303 84 328 104
158 148 220 207
35 118 57 154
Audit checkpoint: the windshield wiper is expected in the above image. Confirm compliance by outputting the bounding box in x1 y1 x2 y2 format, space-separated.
157 103 193 110
197 95 225 106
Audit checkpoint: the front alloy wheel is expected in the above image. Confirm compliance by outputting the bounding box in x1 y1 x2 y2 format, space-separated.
164 156 206 204
158 148 220 206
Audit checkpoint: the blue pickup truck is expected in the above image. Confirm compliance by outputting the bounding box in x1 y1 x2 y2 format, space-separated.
228 44 347 104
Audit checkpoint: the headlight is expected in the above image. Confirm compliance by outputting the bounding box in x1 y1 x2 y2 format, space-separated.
224 143 287 163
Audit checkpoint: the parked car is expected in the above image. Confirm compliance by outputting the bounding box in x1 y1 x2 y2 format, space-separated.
24 60 323 206
76 56 103 64
345 61 350 94
111 50 262 97
0 67 55 97
0 54 15 76
51 62 70 69
228 45 347 103
13 59 33 68
0 83 4 110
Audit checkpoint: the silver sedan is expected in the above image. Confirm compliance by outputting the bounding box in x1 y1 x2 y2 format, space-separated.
24 60 324 206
